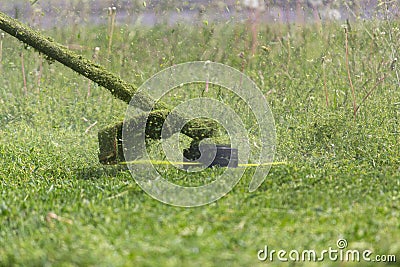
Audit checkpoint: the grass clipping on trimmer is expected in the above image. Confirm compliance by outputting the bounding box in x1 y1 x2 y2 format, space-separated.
0 11 218 164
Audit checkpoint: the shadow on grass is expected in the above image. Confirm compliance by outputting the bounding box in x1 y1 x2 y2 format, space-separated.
74 164 130 180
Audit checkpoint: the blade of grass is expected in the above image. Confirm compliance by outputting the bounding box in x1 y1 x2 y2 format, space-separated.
344 23 357 119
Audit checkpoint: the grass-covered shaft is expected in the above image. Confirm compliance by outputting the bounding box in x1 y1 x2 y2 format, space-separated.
0 11 137 105
0 11 218 142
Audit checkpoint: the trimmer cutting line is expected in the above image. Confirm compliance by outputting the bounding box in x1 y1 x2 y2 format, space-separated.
121 143 285 168
119 160 287 167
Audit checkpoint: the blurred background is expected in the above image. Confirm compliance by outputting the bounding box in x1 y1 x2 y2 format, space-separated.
1 0 399 29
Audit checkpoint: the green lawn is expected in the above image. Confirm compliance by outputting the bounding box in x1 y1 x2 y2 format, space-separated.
0 16 399 266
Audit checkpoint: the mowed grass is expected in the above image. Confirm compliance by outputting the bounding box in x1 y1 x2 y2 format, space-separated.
0 16 399 266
